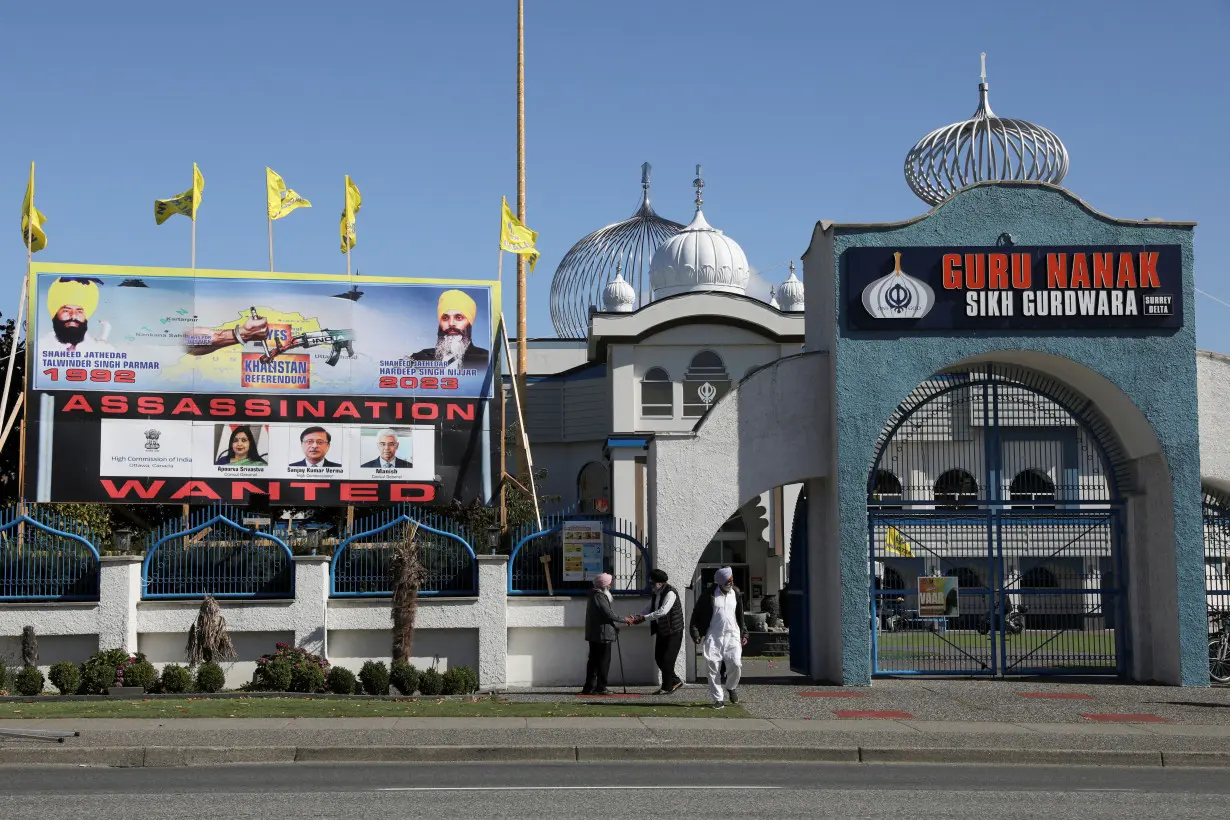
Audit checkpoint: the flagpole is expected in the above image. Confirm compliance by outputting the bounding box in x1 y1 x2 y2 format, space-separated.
496 250 506 533
191 216 197 271
515 0 528 407
0 217 32 453
268 216 274 273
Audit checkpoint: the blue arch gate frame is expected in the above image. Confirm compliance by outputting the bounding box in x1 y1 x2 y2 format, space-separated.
867 366 1129 677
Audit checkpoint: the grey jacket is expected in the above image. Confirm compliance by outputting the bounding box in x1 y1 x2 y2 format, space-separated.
585 589 622 643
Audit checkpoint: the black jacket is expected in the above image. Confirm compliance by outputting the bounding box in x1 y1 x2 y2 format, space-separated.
585 589 622 643
410 345 490 366
689 585 747 642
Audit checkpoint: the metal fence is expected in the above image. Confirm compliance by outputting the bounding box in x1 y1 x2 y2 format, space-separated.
142 510 294 600
1206 489 1230 635
331 508 477 597
0 508 101 602
509 514 649 595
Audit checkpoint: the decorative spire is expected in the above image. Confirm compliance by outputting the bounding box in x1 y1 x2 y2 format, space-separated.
639 162 652 209
693 164 704 211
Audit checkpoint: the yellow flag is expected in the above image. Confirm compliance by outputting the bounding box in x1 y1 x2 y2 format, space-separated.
155 163 205 225
20 161 47 253
266 167 312 220
499 196 540 272
339 175 361 253
886 526 914 558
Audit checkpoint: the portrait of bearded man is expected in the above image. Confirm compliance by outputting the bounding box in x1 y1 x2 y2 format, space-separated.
409 289 489 367
38 277 115 353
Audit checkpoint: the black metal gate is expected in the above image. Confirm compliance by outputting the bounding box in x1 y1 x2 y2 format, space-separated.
1205 489 1230 668
869 366 1127 677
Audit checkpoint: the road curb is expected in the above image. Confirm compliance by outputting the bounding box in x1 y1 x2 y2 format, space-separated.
0 745 1227 767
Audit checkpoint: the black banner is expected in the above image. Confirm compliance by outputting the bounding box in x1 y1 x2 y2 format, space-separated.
23 390 490 506
843 245 1183 332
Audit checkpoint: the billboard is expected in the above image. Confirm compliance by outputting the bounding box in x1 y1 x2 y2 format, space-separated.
24 264 499 506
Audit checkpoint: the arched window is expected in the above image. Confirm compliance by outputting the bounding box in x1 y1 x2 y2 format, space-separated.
683 351 731 417
577 461 610 514
871 470 903 508
640 367 673 418
934 469 978 510
1009 469 1056 509
944 566 984 590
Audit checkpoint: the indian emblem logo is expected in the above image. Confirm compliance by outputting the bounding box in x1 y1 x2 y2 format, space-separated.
144 429 161 451
861 251 936 320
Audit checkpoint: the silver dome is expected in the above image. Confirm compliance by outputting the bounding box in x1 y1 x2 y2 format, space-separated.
904 54 1069 206
549 163 684 338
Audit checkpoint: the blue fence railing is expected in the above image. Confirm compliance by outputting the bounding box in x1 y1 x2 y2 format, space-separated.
142 513 294 600
509 514 649 596
0 509 101 602
331 509 476 597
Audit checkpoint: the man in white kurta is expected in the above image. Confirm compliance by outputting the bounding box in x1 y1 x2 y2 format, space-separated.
688 566 747 708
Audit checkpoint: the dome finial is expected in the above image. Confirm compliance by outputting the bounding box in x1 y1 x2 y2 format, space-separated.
693 164 705 211
980 51 987 85
639 162 653 210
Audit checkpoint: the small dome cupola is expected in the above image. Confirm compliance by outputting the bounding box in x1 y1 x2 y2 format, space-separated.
778 261 804 311
649 165 751 299
601 262 636 312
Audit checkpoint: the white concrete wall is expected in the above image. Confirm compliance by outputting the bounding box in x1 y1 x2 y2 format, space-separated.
506 595 655 686
1199 351 1230 495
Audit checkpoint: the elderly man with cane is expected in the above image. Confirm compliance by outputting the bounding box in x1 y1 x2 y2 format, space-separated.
624 568 684 694
689 566 747 709
581 573 623 695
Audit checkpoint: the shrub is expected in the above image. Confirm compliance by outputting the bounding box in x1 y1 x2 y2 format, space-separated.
49 661 81 696
418 667 442 696
291 661 326 693
440 667 465 695
252 643 328 693
389 662 419 696
358 661 390 696
14 665 45 696
196 661 226 693
78 649 131 695
459 665 479 695
0 664 9 694
120 655 158 691
160 664 192 694
327 666 357 695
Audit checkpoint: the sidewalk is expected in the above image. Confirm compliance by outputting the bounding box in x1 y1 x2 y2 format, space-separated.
5 662 1230 768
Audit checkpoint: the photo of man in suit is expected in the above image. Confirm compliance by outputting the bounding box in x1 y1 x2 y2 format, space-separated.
361 428 412 469
288 426 341 468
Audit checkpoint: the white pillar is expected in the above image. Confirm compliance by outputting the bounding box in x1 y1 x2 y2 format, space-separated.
97 555 142 652
290 555 330 658
476 554 509 690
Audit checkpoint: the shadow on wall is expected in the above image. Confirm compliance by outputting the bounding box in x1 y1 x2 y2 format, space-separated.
326 628 479 674
506 626 656 687
0 634 97 668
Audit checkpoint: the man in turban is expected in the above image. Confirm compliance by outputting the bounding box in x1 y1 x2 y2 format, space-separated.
688 566 747 708
581 572 623 695
39 277 114 352
410 289 489 367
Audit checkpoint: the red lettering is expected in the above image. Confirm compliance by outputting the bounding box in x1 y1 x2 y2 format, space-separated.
1092 253 1113 288
245 399 271 417
1070 254 1089 289
1047 254 1067 288
988 253 1009 289
62 394 93 413
100 479 165 499
341 483 380 502
1073 254 1096 289
365 402 387 418
136 396 164 415
447 404 475 422
279 400 288 417
100 396 127 414
209 398 237 416
171 398 203 416
297 400 325 418
1139 252 1160 288
967 254 985 289
230 482 271 502
334 401 360 419
412 404 439 420
1011 254 1031 289
289 482 331 501
170 481 221 501
942 254 962 289
1117 253 1137 288
391 483 436 502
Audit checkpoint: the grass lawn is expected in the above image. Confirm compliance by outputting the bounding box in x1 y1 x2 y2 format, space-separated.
0 696 748 720
875 629 1117 660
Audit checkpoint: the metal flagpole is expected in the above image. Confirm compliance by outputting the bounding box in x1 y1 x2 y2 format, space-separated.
497 250 507 533
268 215 274 273
191 213 197 271
500 312 540 530
515 0 528 415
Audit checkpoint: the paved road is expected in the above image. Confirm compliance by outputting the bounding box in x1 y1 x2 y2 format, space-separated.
2 762 1228 818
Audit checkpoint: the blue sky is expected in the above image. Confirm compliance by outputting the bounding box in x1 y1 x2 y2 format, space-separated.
3 0 1227 348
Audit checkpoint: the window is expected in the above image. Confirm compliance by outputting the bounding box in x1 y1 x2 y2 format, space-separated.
640 367 673 417
934 469 978 510
1009 469 1056 509
683 351 731 417
577 462 610 514
871 470 903 508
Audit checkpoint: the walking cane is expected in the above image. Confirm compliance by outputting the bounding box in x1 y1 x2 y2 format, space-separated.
615 633 628 694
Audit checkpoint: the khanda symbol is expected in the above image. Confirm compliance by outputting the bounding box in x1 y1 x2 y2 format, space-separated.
885 282 913 312
861 251 936 321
